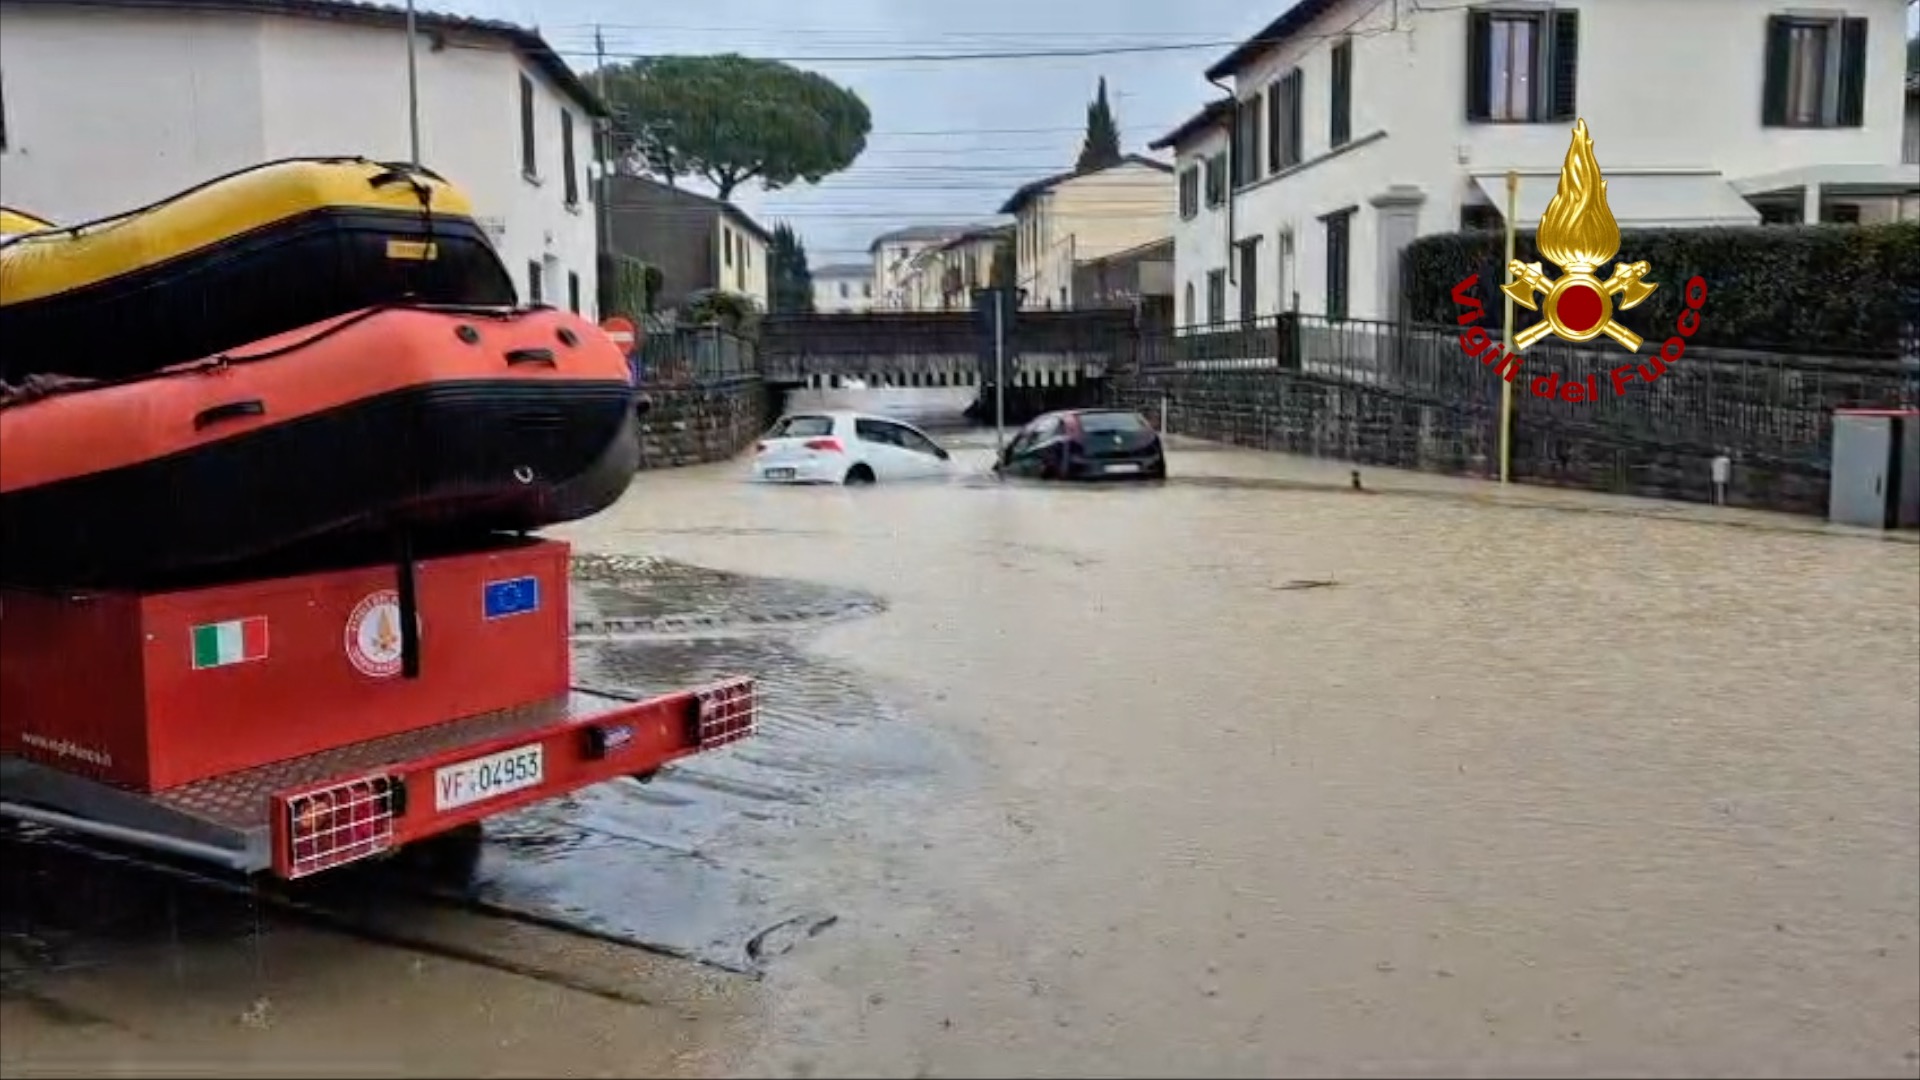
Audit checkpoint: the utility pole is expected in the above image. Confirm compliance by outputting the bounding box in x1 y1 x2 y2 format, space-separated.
593 25 614 264
993 291 1008 451
403 0 422 167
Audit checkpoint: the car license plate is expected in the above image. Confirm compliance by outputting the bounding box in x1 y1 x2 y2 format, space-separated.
435 743 544 811
1103 462 1142 474
764 468 796 480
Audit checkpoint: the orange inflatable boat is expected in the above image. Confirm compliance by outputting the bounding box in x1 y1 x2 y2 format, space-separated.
0 305 639 587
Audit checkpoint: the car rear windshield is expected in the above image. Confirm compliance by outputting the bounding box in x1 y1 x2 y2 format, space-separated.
1077 411 1150 434
768 415 835 439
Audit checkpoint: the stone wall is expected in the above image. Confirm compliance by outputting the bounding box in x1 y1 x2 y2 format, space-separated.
1109 371 1498 480
634 376 770 470
1110 339 1912 516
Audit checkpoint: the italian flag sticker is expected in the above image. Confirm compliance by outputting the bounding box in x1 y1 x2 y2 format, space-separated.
191 617 269 670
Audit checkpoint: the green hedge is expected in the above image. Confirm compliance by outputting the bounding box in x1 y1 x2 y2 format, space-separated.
1401 222 1920 358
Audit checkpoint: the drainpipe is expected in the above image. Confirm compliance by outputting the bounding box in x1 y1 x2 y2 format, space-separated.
1208 76 1236 293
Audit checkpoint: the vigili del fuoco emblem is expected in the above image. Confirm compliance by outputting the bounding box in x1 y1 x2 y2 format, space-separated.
1503 119 1658 353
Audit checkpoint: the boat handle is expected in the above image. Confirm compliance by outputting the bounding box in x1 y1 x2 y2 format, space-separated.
504 347 557 368
193 399 266 430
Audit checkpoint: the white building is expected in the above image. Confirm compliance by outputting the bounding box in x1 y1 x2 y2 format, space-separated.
1156 0 1919 327
0 0 602 316
867 225 972 310
999 155 1174 310
811 263 874 313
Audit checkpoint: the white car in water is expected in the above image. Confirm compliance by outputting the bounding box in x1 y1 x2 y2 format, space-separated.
751 410 955 485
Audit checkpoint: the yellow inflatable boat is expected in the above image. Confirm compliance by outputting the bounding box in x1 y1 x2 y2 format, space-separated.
0 157 515 382
0 207 56 238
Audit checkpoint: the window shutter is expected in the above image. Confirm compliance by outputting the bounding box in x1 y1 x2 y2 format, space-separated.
1330 40 1353 146
1836 17 1868 128
1466 11 1492 121
1287 70 1304 166
1266 86 1281 172
1548 11 1579 122
1761 16 1791 126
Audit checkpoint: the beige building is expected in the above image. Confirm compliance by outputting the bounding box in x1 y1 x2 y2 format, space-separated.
867 224 973 310
929 225 1011 308
1000 155 1175 309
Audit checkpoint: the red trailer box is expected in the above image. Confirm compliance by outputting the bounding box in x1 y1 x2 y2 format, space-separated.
1 539 572 791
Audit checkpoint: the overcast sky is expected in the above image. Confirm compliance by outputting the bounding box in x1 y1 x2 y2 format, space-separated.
440 0 1273 266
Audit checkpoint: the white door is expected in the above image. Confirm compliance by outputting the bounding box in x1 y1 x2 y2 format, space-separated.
852 418 919 480
887 421 954 479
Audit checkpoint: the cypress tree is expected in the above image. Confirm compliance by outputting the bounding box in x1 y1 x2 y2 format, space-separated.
1076 77 1123 171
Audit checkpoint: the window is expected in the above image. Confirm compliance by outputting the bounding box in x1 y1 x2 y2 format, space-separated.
561 109 579 206
1184 281 1196 326
1329 38 1353 148
1 64 8 152
723 228 733 267
1762 15 1867 128
1323 208 1354 322
519 74 537 178
862 282 872 298
1203 152 1227 208
1466 9 1578 124
768 415 835 439
1460 202 1503 231
892 424 947 458
1236 238 1262 324
1232 95 1264 188
839 281 850 298
567 270 581 313
527 260 544 304
1178 166 1201 219
1206 269 1226 326
1267 68 1303 172
1824 202 1861 225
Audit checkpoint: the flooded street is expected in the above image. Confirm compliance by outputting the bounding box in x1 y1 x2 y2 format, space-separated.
6 432 1918 1078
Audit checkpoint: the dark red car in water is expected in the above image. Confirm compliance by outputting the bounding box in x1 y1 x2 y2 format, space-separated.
993 408 1166 482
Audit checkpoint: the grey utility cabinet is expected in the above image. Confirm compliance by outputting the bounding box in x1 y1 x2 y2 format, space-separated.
1829 409 1920 529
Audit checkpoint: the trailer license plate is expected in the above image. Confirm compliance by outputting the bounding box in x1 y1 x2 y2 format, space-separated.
435 743 544 811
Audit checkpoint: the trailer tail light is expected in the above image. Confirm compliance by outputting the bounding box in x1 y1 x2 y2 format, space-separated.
692 676 756 750
283 775 398 878
803 438 843 453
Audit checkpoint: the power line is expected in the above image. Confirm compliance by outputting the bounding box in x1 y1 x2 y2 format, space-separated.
554 3 1425 67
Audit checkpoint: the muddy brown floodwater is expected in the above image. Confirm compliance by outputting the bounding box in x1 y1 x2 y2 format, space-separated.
5 435 1918 1079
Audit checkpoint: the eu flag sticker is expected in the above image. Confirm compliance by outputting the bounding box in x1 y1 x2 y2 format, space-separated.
483 576 541 620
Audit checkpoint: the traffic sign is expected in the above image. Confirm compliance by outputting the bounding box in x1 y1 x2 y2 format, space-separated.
600 316 637 352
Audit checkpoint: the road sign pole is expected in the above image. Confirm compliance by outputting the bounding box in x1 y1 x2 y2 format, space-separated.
1500 170 1518 485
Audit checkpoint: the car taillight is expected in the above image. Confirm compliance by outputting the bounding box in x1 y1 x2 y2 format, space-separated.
803 438 843 453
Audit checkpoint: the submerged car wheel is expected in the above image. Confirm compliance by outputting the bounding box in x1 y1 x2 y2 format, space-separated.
844 464 876 486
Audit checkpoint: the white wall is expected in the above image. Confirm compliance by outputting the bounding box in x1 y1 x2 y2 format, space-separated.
1171 125 1230 328
0 2 597 317
0 5 269 218
1199 0 1915 323
813 271 873 313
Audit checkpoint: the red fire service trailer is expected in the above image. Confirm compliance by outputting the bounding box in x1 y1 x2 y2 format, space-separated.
0 536 756 879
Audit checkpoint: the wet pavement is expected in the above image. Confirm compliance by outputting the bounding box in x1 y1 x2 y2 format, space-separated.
5 429 1919 1078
